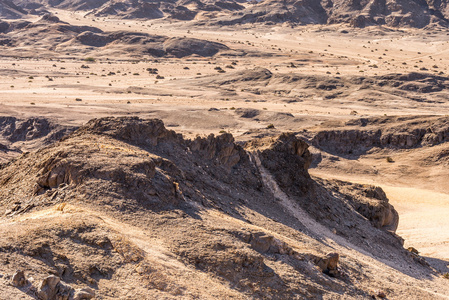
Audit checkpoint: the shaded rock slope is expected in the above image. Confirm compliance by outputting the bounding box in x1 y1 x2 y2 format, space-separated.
9 0 449 28
0 117 446 299
0 116 76 163
0 0 27 19
212 0 449 28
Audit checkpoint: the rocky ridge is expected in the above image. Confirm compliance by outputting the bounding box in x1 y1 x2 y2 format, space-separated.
0 117 443 299
6 0 449 28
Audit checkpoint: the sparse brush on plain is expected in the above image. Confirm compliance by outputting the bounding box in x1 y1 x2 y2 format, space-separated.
386 156 394 163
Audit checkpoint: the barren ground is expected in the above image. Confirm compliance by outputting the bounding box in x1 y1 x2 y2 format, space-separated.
1 7 449 299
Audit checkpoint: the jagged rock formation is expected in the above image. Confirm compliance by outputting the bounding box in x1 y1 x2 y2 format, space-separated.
212 0 449 28
0 116 75 162
1 117 441 299
9 0 449 27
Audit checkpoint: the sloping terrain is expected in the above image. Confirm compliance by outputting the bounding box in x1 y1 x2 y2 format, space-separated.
9 0 449 28
12 0 246 20
212 0 449 28
0 0 27 19
0 117 448 299
0 14 234 58
0 117 75 163
155 68 449 111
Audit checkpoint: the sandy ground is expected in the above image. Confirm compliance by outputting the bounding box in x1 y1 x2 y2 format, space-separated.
1 8 449 281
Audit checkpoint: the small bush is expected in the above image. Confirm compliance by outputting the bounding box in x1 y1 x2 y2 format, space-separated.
267 124 275 129
386 156 394 163
84 57 96 62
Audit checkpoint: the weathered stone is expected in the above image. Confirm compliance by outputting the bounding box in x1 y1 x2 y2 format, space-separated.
315 252 339 276
11 270 26 287
73 287 95 300
37 275 73 300
38 275 60 300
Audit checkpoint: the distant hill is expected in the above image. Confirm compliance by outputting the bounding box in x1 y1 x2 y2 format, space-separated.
0 0 27 19
214 0 449 28
7 0 449 28
13 0 109 11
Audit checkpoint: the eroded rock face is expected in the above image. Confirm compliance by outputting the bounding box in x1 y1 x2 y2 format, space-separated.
0 117 400 238
320 180 399 233
246 133 313 197
0 117 74 144
215 0 449 28
0 117 430 299
73 117 178 146
190 133 242 170
310 116 449 156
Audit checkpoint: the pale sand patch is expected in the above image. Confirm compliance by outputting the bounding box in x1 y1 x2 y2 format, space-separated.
382 186 449 262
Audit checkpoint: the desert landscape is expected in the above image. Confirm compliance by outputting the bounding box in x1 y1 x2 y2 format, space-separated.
1 0 449 299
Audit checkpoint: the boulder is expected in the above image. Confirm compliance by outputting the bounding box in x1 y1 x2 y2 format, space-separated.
11 270 26 287
314 252 339 276
37 275 72 300
73 287 95 300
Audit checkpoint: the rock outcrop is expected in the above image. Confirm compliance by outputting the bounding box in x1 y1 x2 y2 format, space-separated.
0 117 435 299
309 115 449 156
213 0 449 28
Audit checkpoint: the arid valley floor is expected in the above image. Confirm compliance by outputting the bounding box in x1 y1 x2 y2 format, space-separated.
1 1 449 299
